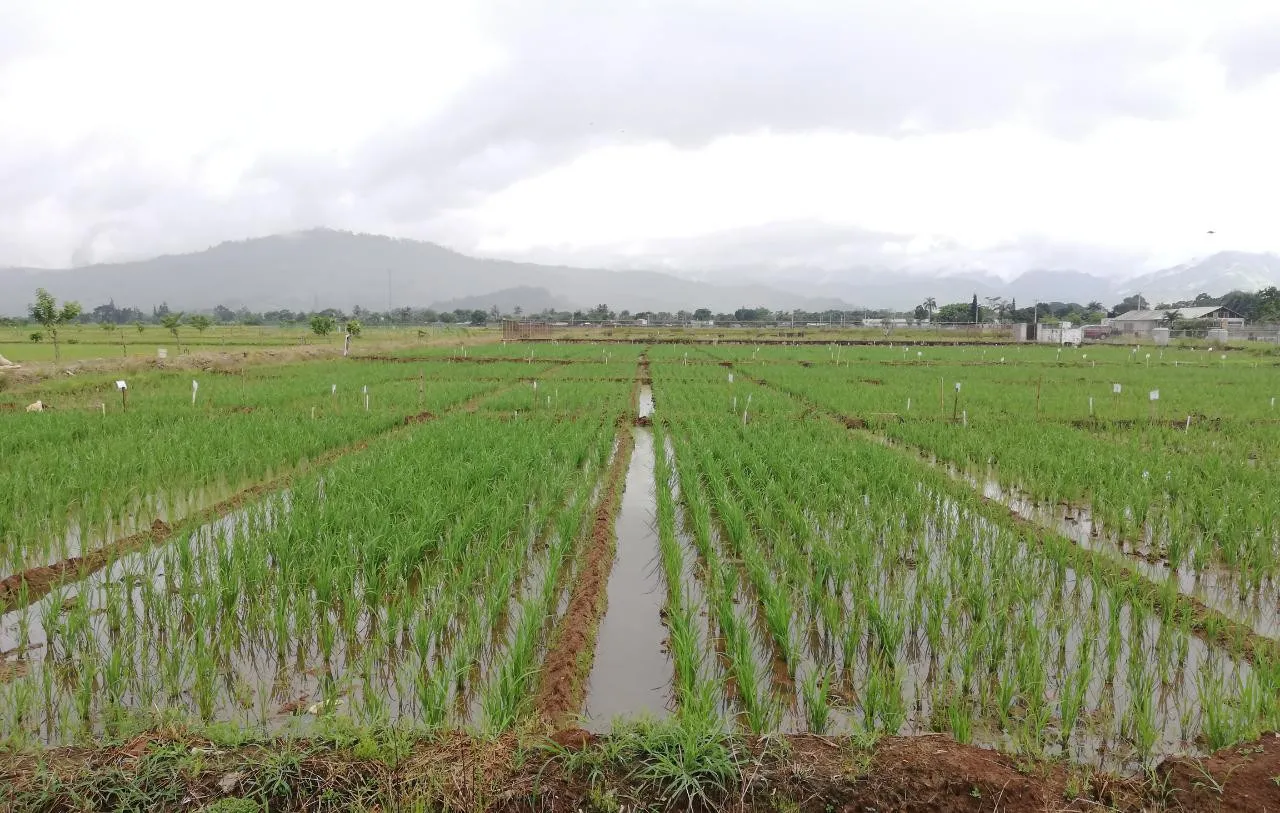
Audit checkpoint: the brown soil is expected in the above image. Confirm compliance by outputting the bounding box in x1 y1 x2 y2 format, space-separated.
840 415 868 429
0 521 159 613
404 411 436 425
534 419 634 727
1158 733 1280 811
634 415 652 427
9 729 1276 811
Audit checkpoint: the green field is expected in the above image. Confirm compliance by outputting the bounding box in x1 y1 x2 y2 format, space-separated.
1 339 1277 809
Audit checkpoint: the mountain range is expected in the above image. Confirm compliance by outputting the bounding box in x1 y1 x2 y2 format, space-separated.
2 230 1278 315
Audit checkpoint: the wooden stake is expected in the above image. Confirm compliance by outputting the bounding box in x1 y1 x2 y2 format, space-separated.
1035 377 1042 420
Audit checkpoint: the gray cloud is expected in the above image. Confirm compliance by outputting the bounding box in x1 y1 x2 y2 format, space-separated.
3 2 1279 274
345 1 1203 210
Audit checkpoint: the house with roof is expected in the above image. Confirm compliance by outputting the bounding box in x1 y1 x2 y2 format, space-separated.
1108 305 1244 335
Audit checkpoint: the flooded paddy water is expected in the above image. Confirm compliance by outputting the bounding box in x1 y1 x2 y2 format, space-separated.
583 387 673 727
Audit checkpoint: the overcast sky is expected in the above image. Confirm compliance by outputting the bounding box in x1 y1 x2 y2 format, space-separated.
2 0 1280 280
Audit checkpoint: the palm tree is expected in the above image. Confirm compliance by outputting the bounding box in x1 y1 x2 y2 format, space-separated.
923 297 937 316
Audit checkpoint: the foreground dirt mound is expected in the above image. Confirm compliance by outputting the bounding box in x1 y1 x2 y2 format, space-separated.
1158 732 1280 811
3 730 1278 811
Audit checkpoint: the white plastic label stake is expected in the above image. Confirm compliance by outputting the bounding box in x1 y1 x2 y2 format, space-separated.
191 380 199 405
1149 390 1160 401
1089 397 1094 415
115 380 127 390
331 384 337 395
1113 383 1122 394
954 382 961 392
727 373 734 383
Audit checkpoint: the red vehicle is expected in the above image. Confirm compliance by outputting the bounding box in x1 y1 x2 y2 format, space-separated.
1082 325 1112 339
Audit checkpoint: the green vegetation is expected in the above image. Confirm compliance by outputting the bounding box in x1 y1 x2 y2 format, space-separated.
0 337 1276 805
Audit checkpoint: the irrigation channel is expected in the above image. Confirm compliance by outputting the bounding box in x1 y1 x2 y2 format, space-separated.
583 385 673 726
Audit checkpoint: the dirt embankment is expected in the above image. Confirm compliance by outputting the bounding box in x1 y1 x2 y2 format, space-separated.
534 418 634 727
1158 733 1280 811
3 730 1277 812
0 520 172 611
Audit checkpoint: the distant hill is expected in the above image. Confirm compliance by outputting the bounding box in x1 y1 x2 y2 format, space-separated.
429 286 568 314
2 229 1277 314
1116 252 1280 304
0 230 853 315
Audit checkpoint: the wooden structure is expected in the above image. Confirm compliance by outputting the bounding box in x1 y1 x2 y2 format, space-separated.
501 320 553 340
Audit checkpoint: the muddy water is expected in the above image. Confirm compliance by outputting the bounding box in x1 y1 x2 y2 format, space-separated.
637 385 655 419
863 433 1280 642
583 423 672 728
2 478 245 579
980 479 1280 641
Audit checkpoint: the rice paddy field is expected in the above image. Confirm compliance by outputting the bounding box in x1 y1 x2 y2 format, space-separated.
2 338 1279 811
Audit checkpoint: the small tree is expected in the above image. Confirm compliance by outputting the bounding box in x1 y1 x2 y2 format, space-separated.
134 321 145 333
161 313 185 352
345 319 362 337
310 315 336 337
189 315 213 333
29 288 82 363
100 322 116 333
